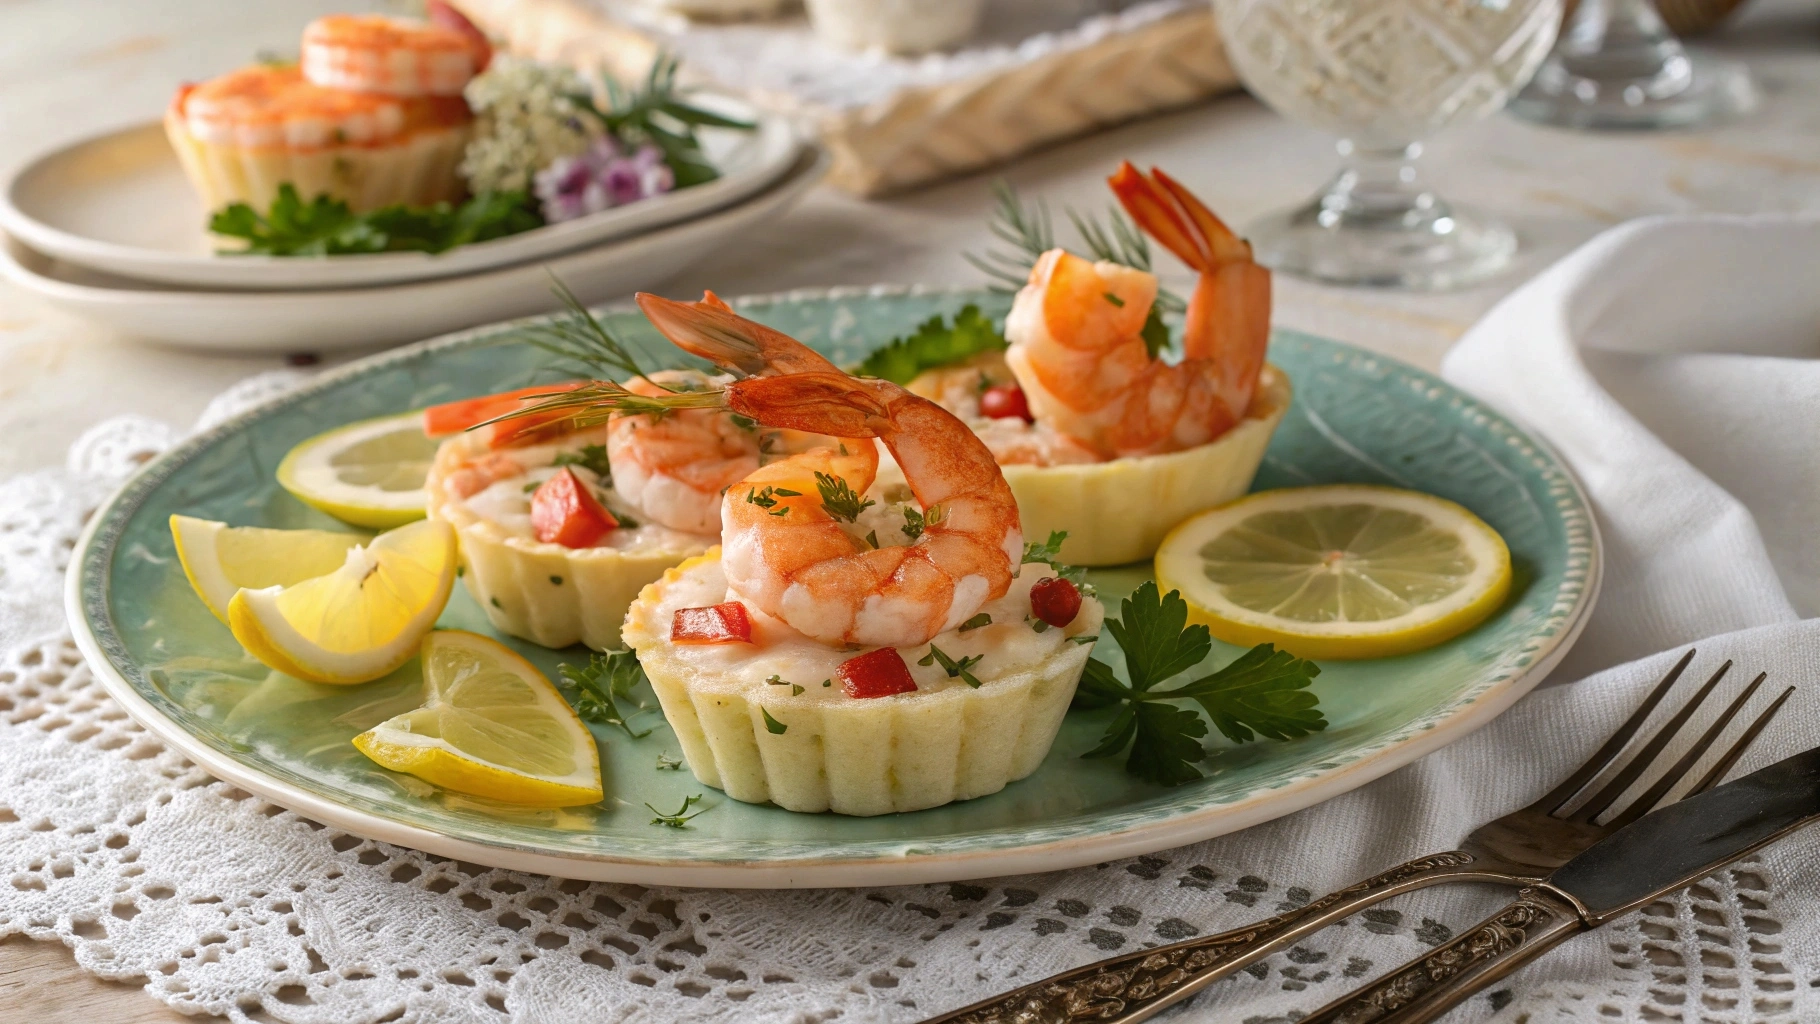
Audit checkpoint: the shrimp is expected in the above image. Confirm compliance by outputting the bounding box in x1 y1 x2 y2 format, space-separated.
178 66 410 150
301 14 489 98
1002 162 1271 458
636 293 1024 649
607 369 760 535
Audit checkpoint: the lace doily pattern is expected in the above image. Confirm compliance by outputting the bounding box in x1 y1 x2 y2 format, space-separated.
2 390 1815 1023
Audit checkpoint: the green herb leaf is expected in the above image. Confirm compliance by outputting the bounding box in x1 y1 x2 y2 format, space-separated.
966 181 1187 317
210 183 542 256
655 753 684 771
919 644 984 688
902 503 945 541
761 707 788 734
1022 530 1088 585
1141 307 1173 360
865 530 879 550
557 649 653 738
815 472 875 523
646 793 707 828
958 613 992 632
1161 644 1326 744
853 305 1007 385
1073 583 1324 786
552 444 613 481
575 52 754 191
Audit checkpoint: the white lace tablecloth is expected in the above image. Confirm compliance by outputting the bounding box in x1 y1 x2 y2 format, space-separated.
6 216 1820 1023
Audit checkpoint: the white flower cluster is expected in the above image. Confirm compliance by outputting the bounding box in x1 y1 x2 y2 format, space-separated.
459 55 603 194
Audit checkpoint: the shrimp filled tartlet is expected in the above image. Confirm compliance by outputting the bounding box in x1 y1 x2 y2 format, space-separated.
589 293 1104 816
166 15 486 213
905 164 1292 567
424 369 758 651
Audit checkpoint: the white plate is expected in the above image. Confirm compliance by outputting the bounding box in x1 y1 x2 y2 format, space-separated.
0 101 802 291
0 147 827 353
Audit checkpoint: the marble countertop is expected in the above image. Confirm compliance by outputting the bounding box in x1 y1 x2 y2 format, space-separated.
0 0 1815 1017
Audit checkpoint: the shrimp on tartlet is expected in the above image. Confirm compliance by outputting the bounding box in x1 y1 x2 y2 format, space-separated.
422 367 759 651
302 13 490 98
907 164 1294 565
597 293 1102 816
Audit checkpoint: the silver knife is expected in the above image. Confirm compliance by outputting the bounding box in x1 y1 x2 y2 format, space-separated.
1299 743 1820 1024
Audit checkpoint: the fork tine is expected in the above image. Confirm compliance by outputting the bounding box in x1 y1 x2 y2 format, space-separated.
1538 648 1697 813
1687 685 1795 796
1602 673 1768 830
1563 658 1733 823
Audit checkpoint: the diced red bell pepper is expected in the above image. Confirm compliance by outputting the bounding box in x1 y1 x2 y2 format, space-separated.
530 468 618 548
670 602 754 645
1030 577 1083 628
980 383 1033 422
836 648 918 699
422 382 584 446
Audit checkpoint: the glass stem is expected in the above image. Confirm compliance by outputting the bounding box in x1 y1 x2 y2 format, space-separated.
1315 141 1446 232
1554 0 1691 92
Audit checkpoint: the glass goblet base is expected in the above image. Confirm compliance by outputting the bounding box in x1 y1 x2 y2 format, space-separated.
1248 171 1516 291
1508 52 1752 131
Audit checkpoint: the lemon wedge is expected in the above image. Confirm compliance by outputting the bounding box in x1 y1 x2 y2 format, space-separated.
228 519 458 684
170 515 368 624
1155 485 1512 660
277 412 438 528
352 630 602 807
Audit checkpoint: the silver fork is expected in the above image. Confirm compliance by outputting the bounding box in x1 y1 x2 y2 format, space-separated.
921 649 1793 1024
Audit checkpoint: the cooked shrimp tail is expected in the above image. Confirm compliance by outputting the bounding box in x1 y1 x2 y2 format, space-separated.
636 292 844 378
1109 162 1270 410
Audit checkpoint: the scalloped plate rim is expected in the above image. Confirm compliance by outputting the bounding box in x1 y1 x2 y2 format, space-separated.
66 286 1603 888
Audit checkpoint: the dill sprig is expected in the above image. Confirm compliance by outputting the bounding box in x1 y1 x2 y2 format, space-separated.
967 180 1186 358
815 472 875 523
646 794 709 828
578 53 755 190
521 277 656 383
557 649 654 738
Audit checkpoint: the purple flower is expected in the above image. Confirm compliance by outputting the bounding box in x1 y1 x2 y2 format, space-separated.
533 139 676 223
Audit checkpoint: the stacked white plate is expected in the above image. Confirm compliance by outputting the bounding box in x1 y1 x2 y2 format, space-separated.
0 103 824 352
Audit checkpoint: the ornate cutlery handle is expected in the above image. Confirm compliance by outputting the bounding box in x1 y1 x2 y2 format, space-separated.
921 851 1513 1024
1296 885 1586 1024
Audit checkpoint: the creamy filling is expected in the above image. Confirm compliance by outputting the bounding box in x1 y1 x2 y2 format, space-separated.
450 438 710 554
647 557 1102 701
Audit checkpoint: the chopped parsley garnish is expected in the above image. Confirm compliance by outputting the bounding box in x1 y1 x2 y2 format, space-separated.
1022 530 1089 586
919 644 984 688
209 184 542 256
761 707 788 734
729 413 757 432
552 444 613 480
656 753 684 771
614 508 640 528
958 613 992 632
1103 291 1125 308
523 482 540 493
558 649 654 738
1073 582 1325 786
853 305 1007 385
646 794 707 828
815 472 875 523
902 503 944 541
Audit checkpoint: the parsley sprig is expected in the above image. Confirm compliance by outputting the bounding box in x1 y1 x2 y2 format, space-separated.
967 180 1182 359
1074 582 1325 786
902 504 945 541
210 184 541 256
557 649 655 738
854 305 1007 385
1022 530 1089 588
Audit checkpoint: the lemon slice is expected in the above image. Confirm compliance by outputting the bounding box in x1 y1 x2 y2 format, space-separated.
228 519 458 684
170 515 368 624
352 630 602 807
1155 485 1512 660
277 412 438 529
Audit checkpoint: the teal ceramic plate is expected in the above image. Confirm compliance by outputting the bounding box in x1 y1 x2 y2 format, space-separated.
69 288 1599 888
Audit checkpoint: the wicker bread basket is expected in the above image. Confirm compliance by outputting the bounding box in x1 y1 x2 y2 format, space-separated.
451 0 1240 196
